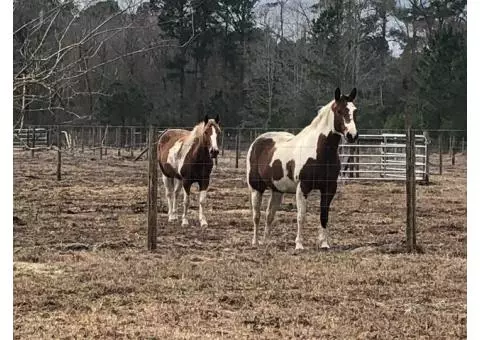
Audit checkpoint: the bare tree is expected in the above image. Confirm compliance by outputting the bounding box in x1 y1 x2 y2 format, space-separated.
13 0 196 128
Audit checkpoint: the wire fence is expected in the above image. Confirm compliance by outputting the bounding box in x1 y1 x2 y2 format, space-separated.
13 125 466 179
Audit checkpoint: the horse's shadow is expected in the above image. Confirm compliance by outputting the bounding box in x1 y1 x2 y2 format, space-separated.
254 240 423 255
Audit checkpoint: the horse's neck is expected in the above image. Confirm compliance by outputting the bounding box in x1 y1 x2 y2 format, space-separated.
180 129 203 155
294 107 336 147
186 138 210 162
324 132 341 150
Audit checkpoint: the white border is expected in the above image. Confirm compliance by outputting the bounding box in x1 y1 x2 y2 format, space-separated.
467 1 478 338
3 0 13 338
6 1 472 339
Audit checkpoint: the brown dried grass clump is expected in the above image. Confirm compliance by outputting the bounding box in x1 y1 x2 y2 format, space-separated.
14 150 466 339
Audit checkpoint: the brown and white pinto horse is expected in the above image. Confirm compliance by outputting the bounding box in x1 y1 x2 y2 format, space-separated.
158 115 221 227
246 88 358 250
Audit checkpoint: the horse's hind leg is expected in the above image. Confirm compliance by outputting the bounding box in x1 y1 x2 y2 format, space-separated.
250 190 263 246
162 175 175 222
181 182 192 227
263 191 283 244
171 178 182 221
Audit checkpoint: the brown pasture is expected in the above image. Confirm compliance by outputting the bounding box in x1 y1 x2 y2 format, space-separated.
13 150 466 339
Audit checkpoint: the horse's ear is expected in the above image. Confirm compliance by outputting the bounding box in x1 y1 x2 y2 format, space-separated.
204 114 209 124
215 114 220 124
348 88 357 101
334 88 341 101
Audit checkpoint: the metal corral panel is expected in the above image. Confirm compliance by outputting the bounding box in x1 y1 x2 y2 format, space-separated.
339 133 429 183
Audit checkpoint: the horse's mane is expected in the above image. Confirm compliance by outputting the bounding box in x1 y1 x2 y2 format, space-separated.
185 119 221 146
296 99 335 138
312 100 335 126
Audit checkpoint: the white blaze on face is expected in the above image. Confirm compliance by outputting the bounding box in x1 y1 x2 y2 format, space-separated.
210 127 219 152
345 102 358 138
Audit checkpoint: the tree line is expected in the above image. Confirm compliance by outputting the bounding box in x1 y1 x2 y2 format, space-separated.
13 0 466 134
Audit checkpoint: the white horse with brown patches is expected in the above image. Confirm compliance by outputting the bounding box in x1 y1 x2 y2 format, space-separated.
246 88 358 250
158 115 220 227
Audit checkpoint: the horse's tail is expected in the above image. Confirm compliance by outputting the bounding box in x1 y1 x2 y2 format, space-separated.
246 142 253 190
246 136 262 192
157 129 168 176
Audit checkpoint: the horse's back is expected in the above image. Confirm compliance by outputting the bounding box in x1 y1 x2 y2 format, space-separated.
158 129 189 178
252 131 295 144
158 129 189 156
247 131 296 193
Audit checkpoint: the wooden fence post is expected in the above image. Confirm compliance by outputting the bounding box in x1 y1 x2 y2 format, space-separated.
26 127 30 150
235 128 241 169
103 126 108 156
131 127 135 158
451 136 456 166
57 126 62 181
147 125 158 251
144 127 149 159
438 134 443 176
461 137 465 154
81 127 85 153
92 127 96 155
99 127 103 160
448 135 453 157
423 131 430 184
31 127 36 158
405 128 417 252
46 126 51 146
116 127 121 157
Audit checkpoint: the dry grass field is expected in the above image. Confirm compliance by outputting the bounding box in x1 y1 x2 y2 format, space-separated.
13 149 466 339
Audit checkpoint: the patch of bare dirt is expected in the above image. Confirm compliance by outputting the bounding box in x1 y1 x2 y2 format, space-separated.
13 150 466 339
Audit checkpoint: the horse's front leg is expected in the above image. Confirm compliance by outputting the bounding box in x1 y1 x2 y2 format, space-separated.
295 183 308 250
181 181 192 227
319 181 337 249
198 180 210 227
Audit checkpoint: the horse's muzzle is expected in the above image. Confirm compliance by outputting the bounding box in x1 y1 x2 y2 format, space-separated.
210 149 219 158
346 132 358 143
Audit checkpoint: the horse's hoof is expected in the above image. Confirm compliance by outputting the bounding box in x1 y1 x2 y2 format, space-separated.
251 238 258 246
295 243 304 251
259 238 271 246
200 221 208 228
168 216 178 222
318 241 330 250
181 219 189 227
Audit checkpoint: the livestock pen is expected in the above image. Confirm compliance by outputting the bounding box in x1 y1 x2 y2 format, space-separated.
13 127 466 339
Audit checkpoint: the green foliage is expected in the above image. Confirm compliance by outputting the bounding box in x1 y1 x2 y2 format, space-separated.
13 0 466 133
415 25 466 131
97 82 153 126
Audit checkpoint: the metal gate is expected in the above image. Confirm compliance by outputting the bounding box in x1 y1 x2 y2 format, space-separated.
339 133 429 183
13 128 49 149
